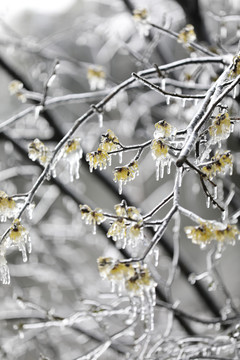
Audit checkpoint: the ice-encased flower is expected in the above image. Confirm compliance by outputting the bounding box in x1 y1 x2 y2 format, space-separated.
87 67 106 90
154 120 177 139
201 151 233 179
99 129 121 153
151 139 172 180
28 138 51 166
0 191 18 222
113 161 139 195
178 24 196 44
208 112 232 145
133 8 150 37
79 204 106 234
8 80 26 103
63 138 83 182
86 148 111 172
6 219 31 262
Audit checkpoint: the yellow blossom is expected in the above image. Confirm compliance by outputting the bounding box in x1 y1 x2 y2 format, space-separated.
208 112 232 144
87 67 106 90
151 139 172 180
133 8 150 36
178 24 196 44
107 218 127 246
99 129 121 153
113 161 139 194
229 55 240 78
8 80 27 103
154 120 177 139
63 138 83 181
28 138 51 166
79 204 105 234
7 219 31 262
0 191 17 222
201 151 233 179
86 148 110 172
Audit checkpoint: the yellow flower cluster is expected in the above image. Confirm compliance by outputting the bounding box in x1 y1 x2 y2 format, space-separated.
97 257 156 299
201 151 233 179
6 219 31 262
107 203 143 248
79 204 106 234
113 161 139 194
87 67 106 91
99 129 121 153
185 222 240 247
178 24 196 44
229 55 240 78
0 191 18 222
28 138 51 166
154 120 177 139
8 80 26 103
86 148 111 173
63 138 83 181
208 112 232 144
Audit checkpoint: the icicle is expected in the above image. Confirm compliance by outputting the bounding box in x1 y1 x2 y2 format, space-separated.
230 123 235 133
233 85 238 99
167 159 171 175
178 172 182 187
194 98 199 106
140 293 146 320
221 210 226 221
188 273 197 285
118 152 123 164
92 223 96 235
118 180 123 195
156 162 160 181
206 196 211 208
220 23 227 39
214 186 218 200
166 95 170 105
161 78 166 91
218 141 222 149
34 105 43 121
111 280 116 293
160 162 164 178
181 98 186 108
229 164 233 176
154 248 159 267
98 113 103 128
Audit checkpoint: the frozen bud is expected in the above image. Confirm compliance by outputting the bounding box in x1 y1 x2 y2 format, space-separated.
7 219 31 262
154 120 177 139
178 24 196 44
8 80 26 103
87 67 106 90
63 138 83 182
28 138 51 166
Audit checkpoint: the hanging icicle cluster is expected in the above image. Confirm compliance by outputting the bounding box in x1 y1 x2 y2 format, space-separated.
97 257 156 328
